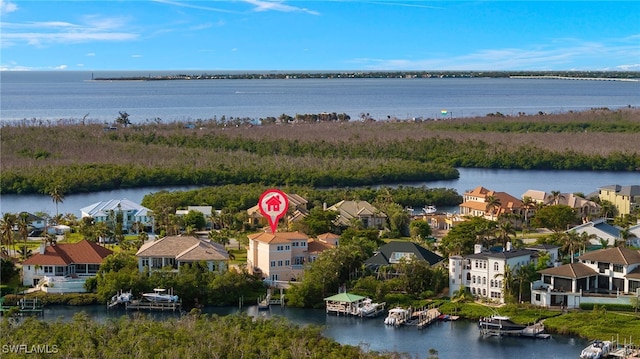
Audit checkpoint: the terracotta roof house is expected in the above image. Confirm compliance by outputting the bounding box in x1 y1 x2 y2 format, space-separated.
22 240 113 292
365 241 443 270
598 184 640 216
135 235 229 273
459 186 524 220
531 247 640 309
246 231 311 281
317 232 340 246
327 200 387 229
80 198 152 235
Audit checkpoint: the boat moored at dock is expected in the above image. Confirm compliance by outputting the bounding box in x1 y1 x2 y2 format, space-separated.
142 288 179 303
478 315 548 338
580 340 612 359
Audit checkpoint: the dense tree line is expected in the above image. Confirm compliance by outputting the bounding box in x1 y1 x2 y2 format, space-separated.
0 313 401 359
141 185 462 215
1 109 638 195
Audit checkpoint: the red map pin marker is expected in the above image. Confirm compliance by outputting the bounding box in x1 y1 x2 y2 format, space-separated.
258 189 289 234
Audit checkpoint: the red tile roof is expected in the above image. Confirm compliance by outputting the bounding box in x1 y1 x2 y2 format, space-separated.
22 240 113 266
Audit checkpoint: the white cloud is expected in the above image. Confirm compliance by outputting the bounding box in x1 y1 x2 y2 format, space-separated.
1 16 138 47
86 52 96 57
0 0 18 15
243 0 320 15
131 54 143 58
53 64 68 70
151 0 237 14
353 39 640 71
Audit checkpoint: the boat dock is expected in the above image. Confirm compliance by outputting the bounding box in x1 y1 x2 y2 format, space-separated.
609 338 640 358
124 299 181 312
409 308 441 329
521 322 551 339
258 288 285 310
0 297 44 316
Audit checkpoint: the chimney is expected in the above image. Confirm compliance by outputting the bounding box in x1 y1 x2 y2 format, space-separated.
474 244 483 254
39 242 46 254
506 242 512 252
323 202 327 211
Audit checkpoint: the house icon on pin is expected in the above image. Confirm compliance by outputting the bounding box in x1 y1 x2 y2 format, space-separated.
265 195 282 212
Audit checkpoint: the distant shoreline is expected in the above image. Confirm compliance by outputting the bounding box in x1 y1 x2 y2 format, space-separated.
91 71 640 82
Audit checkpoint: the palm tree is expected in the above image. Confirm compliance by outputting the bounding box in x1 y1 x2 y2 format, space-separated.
548 190 566 205
49 185 65 218
619 227 637 247
562 230 590 263
485 195 501 220
496 221 516 248
598 200 617 220
17 212 30 252
1 213 17 257
521 196 536 225
495 264 515 303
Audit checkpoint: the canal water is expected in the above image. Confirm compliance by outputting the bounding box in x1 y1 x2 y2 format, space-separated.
41 304 589 359
1 168 638 216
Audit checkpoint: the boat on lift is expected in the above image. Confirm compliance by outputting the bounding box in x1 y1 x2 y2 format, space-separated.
142 288 179 303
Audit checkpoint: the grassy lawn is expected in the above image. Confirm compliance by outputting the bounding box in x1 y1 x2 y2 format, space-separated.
544 310 640 341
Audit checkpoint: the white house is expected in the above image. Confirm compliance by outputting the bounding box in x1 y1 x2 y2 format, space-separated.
135 235 229 273
568 218 621 247
80 198 152 234
448 243 559 304
22 240 113 292
531 247 640 309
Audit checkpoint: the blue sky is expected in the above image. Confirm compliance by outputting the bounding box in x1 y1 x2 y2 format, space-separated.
1 1 639 71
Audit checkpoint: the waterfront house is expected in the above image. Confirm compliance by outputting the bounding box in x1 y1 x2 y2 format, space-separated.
459 186 524 220
22 240 113 291
448 243 559 304
326 200 387 229
80 198 153 235
522 190 601 222
247 193 309 227
135 235 229 273
365 241 443 274
18 212 46 231
598 184 640 216
531 247 640 309
246 231 310 281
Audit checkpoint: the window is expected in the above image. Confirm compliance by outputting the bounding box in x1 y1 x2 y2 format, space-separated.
270 261 276 267
613 264 623 273
535 294 541 301
475 261 478 268
482 277 486 285
294 257 305 265
44 266 53 273
285 245 290 251
472 275 476 284
494 262 499 271
141 259 149 268
277 260 283 267
482 289 486 296
285 260 290 266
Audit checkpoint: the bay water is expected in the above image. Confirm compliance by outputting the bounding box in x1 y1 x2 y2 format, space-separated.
1 71 638 123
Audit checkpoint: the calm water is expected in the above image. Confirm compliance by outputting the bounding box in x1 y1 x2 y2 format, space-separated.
1 71 638 122
41 304 589 359
1 168 637 216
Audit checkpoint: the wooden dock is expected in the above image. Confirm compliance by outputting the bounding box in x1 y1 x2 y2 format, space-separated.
405 307 440 329
0 297 44 316
124 299 181 312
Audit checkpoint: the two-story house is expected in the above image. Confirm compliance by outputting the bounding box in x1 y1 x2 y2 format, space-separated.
135 235 229 273
80 198 153 234
598 184 640 216
326 200 387 229
531 247 640 309
247 193 309 227
22 240 113 292
459 186 524 220
247 231 311 281
448 243 559 304
522 190 601 222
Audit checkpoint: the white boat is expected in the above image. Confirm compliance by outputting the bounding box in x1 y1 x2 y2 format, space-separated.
423 205 437 215
357 298 385 317
580 340 612 359
384 307 409 326
108 290 133 308
142 288 179 303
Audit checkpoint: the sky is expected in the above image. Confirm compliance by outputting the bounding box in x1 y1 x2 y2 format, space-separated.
1 0 639 71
